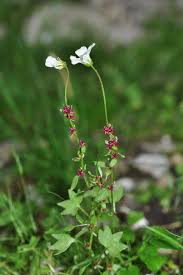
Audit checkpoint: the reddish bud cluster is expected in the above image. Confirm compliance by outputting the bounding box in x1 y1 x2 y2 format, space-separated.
103 124 114 135
103 123 121 165
61 105 75 120
105 137 118 150
77 168 85 177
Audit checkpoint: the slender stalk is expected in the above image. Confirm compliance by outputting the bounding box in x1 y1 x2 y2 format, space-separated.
111 172 116 213
81 157 89 188
79 206 90 218
64 65 70 106
60 67 90 189
91 65 109 124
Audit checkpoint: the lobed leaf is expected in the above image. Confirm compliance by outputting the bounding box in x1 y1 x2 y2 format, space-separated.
50 233 75 254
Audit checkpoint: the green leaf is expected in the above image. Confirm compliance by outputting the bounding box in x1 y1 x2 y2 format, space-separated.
109 158 118 168
127 266 140 275
84 187 98 198
79 264 90 275
146 226 183 250
127 211 144 225
76 214 84 224
51 234 75 254
95 188 110 202
139 241 167 272
81 145 86 154
18 236 39 253
117 265 140 275
71 175 79 191
105 168 112 177
121 228 135 243
97 161 106 168
98 226 112 248
98 226 127 257
68 189 76 199
72 157 81 162
63 225 76 232
58 195 83 216
113 186 124 202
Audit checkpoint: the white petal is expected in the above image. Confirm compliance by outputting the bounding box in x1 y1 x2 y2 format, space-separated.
70 55 81 65
82 53 91 65
87 43 95 54
45 56 57 67
75 46 87 57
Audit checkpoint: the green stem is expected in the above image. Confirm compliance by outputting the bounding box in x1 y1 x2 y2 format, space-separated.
91 65 109 125
64 66 70 105
79 206 90 218
81 157 89 188
111 172 116 214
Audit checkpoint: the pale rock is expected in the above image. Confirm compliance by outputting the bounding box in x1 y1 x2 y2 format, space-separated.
141 135 176 154
23 1 183 46
131 153 170 179
115 177 135 192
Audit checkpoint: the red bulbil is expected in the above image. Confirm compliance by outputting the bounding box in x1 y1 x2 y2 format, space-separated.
79 140 86 147
103 124 114 135
111 152 119 159
108 185 113 191
105 137 118 150
95 176 104 188
68 113 75 120
77 168 85 177
69 127 76 135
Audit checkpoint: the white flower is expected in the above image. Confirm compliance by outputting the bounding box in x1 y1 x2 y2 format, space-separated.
70 43 95 66
45 56 65 70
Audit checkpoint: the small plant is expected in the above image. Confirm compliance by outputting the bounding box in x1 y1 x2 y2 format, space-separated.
45 44 183 274
45 44 125 274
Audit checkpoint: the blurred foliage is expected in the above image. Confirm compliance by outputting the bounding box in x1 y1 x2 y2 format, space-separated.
1 14 183 191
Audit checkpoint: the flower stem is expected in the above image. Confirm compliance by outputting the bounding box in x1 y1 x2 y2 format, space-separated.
64 65 70 106
91 65 109 125
60 64 70 105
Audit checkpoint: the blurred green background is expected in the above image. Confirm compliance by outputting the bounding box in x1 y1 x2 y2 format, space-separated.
1 0 183 273
1 1 183 192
